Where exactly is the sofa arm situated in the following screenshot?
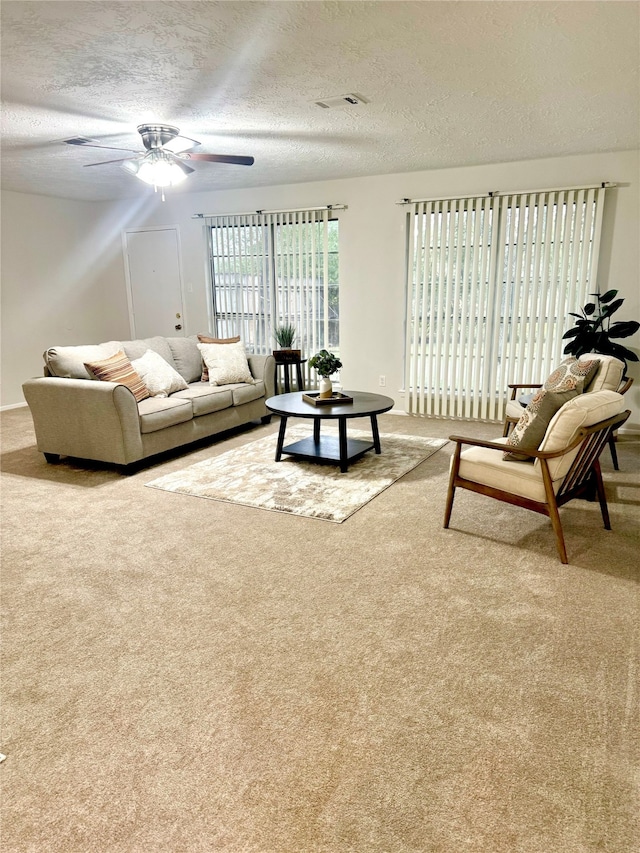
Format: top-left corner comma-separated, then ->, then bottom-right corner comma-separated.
247,354 -> 276,398
22,377 -> 145,465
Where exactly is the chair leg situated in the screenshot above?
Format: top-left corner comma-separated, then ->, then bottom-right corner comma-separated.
608,435 -> 619,470
443,482 -> 456,528
592,460 -> 612,530
443,447 -> 460,528
540,459 -> 568,564
547,499 -> 568,564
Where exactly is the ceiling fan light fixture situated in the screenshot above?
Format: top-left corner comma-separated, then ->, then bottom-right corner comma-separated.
134,149 -> 190,187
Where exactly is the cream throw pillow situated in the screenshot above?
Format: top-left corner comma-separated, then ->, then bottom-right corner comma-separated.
197,334 -> 241,382
197,341 -> 254,386
131,349 -> 189,397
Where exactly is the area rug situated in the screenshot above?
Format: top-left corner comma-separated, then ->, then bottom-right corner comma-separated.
146,426 -> 448,522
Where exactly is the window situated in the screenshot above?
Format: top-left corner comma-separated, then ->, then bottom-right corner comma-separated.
403,186 -> 607,420
205,210 -> 340,371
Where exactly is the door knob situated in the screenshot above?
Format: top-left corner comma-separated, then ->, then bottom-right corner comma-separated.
175,324 -> 182,330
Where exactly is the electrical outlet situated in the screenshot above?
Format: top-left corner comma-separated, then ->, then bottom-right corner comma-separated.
379,375 -> 386,387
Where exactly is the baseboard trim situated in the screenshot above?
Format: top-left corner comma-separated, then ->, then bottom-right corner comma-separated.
0,401 -> 28,412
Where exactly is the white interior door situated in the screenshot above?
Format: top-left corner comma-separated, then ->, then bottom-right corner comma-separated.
123,227 -> 185,338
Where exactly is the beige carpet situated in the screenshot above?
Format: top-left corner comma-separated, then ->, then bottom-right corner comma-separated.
1,407 -> 639,853
146,426 -> 447,522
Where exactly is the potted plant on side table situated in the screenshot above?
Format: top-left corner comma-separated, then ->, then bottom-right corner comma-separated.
308,349 -> 343,399
273,323 -> 301,364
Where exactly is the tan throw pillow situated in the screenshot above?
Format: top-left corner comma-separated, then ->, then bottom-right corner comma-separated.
197,341 -> 254,386
503,387 -> 579,461
197,334 -> 241,382
543,356 -> 600,393
84,350 -> 150,402
131,349 -> 189,397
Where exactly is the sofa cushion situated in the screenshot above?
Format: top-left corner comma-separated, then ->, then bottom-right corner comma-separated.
230,380 -> 265,406
84,350 -> 150,402
44,341 -> 122,380
167,337 -> 203,383
137,397 -> 193,434
170,383 -> 234,416
580,354 -> 624,392
197,334 -> 241,382
120,336 -> 177,369
198,340 -> 254,386
503,387 -> 579,461
131,349 -> 189,397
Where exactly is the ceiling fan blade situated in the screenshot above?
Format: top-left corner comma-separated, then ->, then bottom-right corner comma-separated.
163,135 -> 201,154
83,156 -> 140,167
64,137 -> 141,153
185,152 -> 254,166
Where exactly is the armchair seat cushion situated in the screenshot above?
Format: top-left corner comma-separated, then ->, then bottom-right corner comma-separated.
457,438 -> 561,504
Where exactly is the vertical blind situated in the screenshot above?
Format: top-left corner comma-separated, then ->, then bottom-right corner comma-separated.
204,209 -> 339,383
403,186 -> 607,420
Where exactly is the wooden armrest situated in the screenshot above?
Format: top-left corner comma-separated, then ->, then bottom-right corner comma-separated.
507,382 -> 542,400
448,435 -> 510,452
450,410 -> 630,461
507,383 -> 543,389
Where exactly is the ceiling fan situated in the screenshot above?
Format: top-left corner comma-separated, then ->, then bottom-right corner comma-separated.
64,124 -> 254,195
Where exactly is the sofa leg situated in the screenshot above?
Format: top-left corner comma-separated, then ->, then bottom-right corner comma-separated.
261,415 -> 272,425
44,452 -> 60,464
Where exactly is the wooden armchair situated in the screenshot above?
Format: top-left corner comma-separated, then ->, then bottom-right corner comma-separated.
445,391 -> 630,564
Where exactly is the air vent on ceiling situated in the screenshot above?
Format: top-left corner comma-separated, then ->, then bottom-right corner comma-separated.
313,93 -> 368,109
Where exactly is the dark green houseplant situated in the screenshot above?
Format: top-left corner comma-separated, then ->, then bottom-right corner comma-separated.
308,349 -> 342,377
562,289 -> 639,375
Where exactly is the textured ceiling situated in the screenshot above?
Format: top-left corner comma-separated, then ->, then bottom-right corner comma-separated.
1,1 -> 638,202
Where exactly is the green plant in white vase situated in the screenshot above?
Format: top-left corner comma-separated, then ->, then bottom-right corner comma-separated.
308,349 -> 342,398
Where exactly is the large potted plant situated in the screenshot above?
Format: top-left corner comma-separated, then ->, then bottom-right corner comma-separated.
562,289 -> 639,376
308,349 -> 342,398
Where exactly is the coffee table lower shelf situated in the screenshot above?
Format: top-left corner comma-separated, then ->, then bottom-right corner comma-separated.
281,435 -> 375,467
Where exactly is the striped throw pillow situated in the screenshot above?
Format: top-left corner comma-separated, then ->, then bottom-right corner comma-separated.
84,350 -> 150,402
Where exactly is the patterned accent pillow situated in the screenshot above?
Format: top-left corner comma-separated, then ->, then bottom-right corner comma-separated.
84,350 -> 150,402
197,334 -> 241,382
543,356 -> 600,393
503,387 -> 579,461
131,349 -> 189,398
197,341 -> 254,386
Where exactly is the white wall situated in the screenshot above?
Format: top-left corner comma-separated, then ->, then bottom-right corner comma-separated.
0,191 -> 131,405
2,149 -> 639,427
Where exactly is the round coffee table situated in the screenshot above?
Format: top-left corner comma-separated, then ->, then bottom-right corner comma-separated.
265,390 -> 395,473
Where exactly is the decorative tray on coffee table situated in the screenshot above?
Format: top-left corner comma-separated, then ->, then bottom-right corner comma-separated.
302,391 -> 353,406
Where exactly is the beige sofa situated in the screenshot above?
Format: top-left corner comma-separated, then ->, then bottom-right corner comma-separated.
22,335 -> 275,467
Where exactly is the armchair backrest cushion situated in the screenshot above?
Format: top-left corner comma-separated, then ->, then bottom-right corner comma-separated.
580,354 -> 624,392
537,390 -> 625,480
